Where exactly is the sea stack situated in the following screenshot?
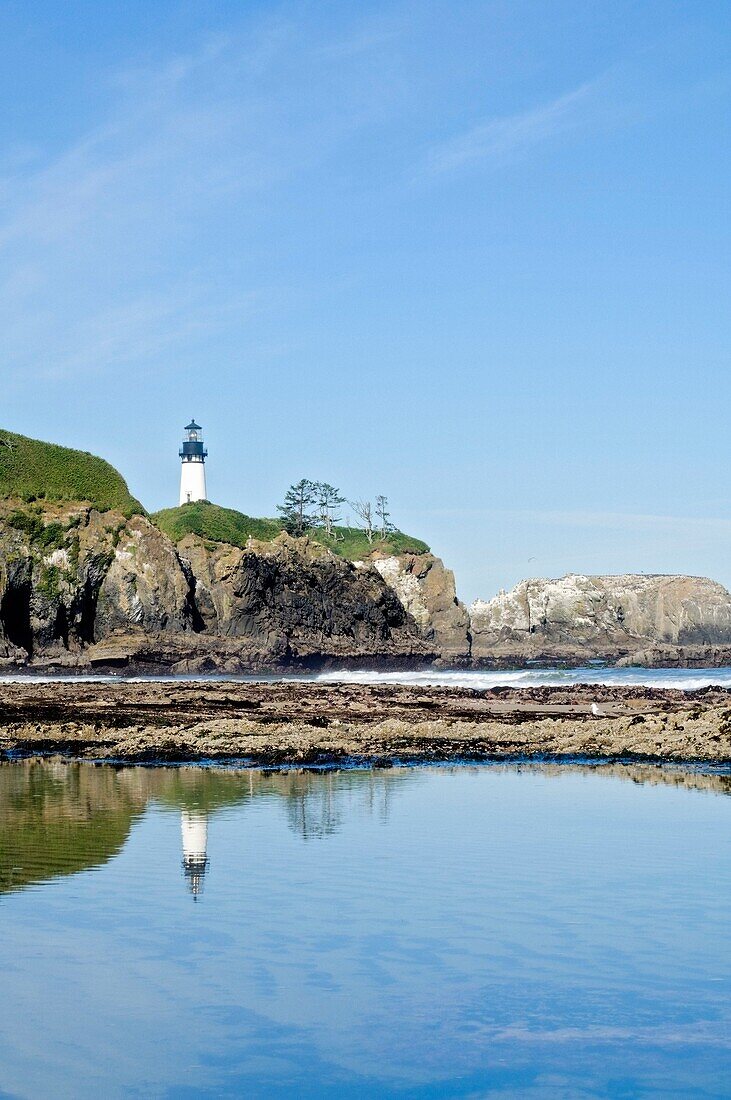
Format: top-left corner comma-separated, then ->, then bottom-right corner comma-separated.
179,419 -> 208,505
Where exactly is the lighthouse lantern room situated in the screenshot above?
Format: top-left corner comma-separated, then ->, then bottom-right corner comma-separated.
179,419 -> 208,505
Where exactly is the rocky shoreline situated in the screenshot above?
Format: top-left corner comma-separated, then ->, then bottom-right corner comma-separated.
1,680 -> 730,765
6,499 -> 731,674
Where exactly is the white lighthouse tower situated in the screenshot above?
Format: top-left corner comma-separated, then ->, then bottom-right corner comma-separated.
179,419 -> 208,505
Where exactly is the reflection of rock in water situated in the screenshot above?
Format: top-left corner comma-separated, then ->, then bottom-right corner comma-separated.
286,773 -> 340,839
148,766 -> 411,841
180,810 -> 209,900
1,758 -> 728,900
0,761 -> 145,895
0,762 -> 411,898
507,762 -> 731,796
281,770 -> 398,840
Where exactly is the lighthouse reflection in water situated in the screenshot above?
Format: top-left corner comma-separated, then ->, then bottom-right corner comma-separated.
180,810 -> 209,899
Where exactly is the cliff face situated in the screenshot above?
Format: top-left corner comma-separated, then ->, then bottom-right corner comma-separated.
0,504 -> 434,670
0,503 -> 196,664
175,532 -> 432,667
470,573 -> 731,664
368,553 -> 470,662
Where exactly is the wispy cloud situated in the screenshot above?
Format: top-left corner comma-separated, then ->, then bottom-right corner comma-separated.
34,288 -> 266,381
0,39 -> 275,380
0,15 -> 403,383
425,81 -> 595,174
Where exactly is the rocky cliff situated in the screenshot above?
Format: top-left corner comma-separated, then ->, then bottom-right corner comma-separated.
6,497 -> 731,671
174,532 -> 432,669
0,502 -> 197,665
0,502 -> 435,671
367,553 -> 470,662
470,573 -> 731,665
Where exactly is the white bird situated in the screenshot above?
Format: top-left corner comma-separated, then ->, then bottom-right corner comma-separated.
591,702 -> 606,718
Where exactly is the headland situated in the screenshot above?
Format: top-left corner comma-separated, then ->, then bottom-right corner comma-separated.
2,425 -> 731,767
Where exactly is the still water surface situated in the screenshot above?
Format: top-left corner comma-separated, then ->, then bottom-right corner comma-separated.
0,761 -> 730,1098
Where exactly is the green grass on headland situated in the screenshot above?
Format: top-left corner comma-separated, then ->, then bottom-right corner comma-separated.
0,429 -> 143,515
152,503 -> 282,547
151,501 -> 430,560
323,525 -> 430,560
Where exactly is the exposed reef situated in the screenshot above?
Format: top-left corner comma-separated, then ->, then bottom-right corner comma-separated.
1,681 -> 730,764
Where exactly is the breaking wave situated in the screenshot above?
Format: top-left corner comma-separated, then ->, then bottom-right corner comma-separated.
3,667 -> 731,690
310,667 -> 731,691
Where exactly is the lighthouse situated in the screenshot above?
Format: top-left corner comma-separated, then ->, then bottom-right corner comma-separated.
181,810 -> 209,899
179,419 -> 208,505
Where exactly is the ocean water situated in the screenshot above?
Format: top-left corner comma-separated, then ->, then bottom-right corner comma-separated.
0,760 -> 729,1098
4,665 -> 731,689
311,666 -> 731,691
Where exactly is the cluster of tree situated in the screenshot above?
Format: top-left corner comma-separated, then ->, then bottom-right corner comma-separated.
277,479 -> 394,543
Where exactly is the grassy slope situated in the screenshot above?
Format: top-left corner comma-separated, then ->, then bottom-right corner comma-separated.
152,501 -> 430,560
0,429 -> 143,514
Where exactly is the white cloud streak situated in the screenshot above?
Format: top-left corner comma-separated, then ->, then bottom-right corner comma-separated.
425,82 -> 596,174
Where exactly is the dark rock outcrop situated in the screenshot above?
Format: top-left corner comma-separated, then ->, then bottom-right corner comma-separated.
175,532 -> 432,666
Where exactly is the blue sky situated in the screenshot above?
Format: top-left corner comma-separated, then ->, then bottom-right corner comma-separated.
1,1 -> 730,602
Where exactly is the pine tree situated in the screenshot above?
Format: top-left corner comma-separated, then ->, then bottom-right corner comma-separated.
375,495 -> 393,539
315,482 -> 345,538
277,479 -> 318,536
